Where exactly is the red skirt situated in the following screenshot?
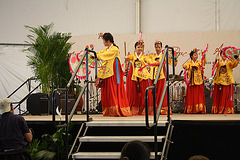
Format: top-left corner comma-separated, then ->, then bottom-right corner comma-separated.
211,84 -> 234,114
101,59 -> 132,117
154,79 -> 171,115
126,65 -> 153,115
184,84 -> 206,114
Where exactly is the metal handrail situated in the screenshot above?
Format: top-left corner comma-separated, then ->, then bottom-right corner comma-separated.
7,77 -> 37,98
145,45 -> 176,160
52,47 -> 97,126
145,46 -> 175,128
7,77 -> 40,114
51,47 -> 97,160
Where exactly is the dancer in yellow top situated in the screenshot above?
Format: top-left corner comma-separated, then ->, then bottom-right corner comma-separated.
95,32 -> 132,117
183,48 -> 206,114
125,40 -> 156,115
211,48 -> 240,114
148,41 -> 177,115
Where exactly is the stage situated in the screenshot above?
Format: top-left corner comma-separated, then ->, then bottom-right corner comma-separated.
24,113 -> 240,160
23,113 -> 240,123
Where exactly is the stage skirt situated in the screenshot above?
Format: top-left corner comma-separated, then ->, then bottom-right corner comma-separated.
126,65 -> 153,115
101,58 -> 132,117
211,84 -> 235,114
154,79 -> 172,115
184,84 -> 206,114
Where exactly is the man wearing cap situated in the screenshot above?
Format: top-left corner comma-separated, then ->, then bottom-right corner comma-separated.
0,98 -> 32,152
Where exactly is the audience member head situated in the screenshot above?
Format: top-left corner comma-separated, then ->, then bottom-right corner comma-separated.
120,140 -> 151,160
0,98 -> 13,114
189,155 -> 209,160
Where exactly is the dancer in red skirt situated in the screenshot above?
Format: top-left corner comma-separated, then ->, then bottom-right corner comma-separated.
211,49 -> 240,114
148,41 -> 178,115
125,40 -> 155,115
183,49 -> 206,114
96,33 -> 132,116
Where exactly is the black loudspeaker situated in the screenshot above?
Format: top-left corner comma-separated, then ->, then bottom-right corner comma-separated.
27,93 -> 50,115
60,98 -> 75,114
59,94 -> 75,114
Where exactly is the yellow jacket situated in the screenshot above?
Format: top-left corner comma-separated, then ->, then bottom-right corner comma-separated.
213,59 -> 240,85
127,53 -> 154,81
148,53 -> 177,80
97,45 -> 121,79
183,57 -> 206,85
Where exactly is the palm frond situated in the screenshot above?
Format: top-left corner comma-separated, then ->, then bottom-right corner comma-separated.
24,23 -> 72,93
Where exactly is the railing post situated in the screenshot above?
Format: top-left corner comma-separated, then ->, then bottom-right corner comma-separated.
86,49 -> 90,122
28,78 -> 31,92
152,87 -> 158,160
52,91 -> 56,123
19,104 -> 21,115
165,46 -> 171,122
65,90 -> 68,160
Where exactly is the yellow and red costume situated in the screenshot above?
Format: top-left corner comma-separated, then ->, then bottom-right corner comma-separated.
148,53 -> 176,115
211,59 -> 240,114
97,45 -> 132,116
183,58 -> 206,114
126,53 -> 154,115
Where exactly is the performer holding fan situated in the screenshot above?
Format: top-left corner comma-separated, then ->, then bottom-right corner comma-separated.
182,48 -> 206,114
93,32 -> 132,117
211,47 -> 240,114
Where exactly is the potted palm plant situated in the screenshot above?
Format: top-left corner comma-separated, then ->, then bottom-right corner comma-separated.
25,23 -> 74,114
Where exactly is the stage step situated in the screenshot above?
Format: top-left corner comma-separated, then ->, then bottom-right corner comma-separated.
72,152 -> 161,159
86,120 -> 167,127
79,136 -> 165,142
71,120 -> 169,160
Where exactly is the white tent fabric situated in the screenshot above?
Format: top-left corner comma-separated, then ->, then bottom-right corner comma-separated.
0,45 -> 40,113
220,0 -> 240,31
141,0 -> 216,33
1,0 -> 240,43
0,0 -> 136,43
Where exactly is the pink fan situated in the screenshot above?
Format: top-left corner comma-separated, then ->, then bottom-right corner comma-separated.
69,52 -> 91,79
222,46 -> 239,61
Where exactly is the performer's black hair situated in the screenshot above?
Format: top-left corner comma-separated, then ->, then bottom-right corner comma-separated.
103,32 -> 118,48
134,41 -> 144,49
154,41 -> 162,48
190,51 -> 194,60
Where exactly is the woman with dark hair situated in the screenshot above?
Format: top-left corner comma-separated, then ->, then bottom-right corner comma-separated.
148,41 -> 177,115
96,32 -> 132,116
211,48 -> 240,114
119,140 -> 151,160
125,40 -> 155,115
182,49 -> 206,114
